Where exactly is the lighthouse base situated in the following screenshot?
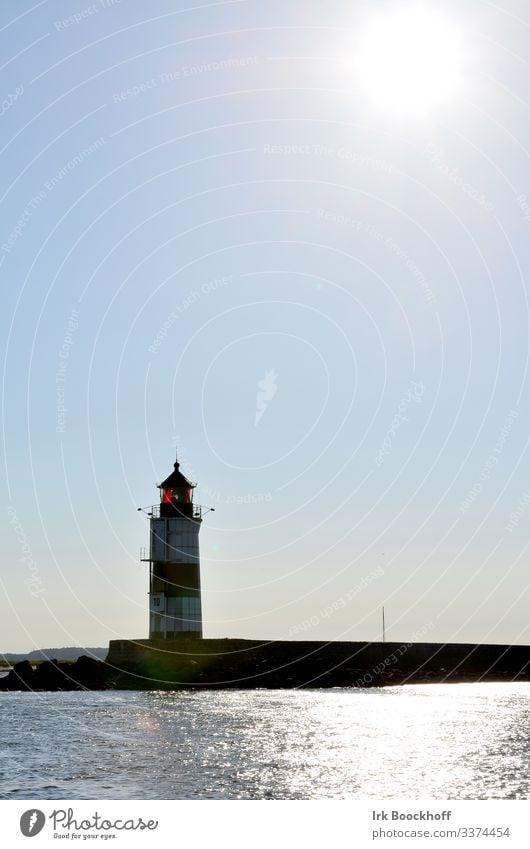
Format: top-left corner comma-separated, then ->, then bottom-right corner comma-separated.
105,638 -> 530,689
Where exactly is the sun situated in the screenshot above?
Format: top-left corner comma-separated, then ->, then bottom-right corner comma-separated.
355,8 -> 462,115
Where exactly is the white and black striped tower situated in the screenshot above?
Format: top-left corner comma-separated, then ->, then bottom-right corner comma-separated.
143,454 -> 203,638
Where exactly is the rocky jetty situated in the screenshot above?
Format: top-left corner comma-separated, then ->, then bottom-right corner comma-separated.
1,640 -> 528,691
0,655 -> 110,691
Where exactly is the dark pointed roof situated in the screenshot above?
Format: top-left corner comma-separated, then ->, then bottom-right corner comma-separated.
158,458 -> 195,490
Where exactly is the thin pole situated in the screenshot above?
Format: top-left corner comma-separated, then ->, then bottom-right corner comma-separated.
382,605 -> 386,643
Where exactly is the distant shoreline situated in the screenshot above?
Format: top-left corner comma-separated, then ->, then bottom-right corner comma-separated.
0,647 -> 106,664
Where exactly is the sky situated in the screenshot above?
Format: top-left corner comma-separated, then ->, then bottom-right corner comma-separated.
1,0 -> 529,651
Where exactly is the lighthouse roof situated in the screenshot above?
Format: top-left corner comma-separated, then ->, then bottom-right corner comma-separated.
158,459 -> 195,490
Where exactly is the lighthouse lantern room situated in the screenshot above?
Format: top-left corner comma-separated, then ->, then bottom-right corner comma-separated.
141,454 -> 204,638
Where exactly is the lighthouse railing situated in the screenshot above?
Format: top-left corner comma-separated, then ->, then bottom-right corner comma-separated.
146,503 -> 203,520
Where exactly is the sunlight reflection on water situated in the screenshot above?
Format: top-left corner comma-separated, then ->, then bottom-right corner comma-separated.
1,684 -> 528,799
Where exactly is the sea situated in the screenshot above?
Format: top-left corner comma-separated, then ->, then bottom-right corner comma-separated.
0,684 -> 528,800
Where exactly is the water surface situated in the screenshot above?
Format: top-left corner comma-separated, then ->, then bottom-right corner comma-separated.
1,684 -> 528,799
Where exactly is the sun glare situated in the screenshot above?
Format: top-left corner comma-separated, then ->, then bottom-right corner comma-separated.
355,8 -> 462,115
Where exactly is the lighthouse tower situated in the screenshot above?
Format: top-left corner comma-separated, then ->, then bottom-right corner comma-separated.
142,454 -> 203,639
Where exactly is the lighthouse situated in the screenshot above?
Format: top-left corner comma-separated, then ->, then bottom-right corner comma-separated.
141,454 -> 204,639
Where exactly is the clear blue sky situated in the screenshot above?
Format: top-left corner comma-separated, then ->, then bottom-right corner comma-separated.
1,0 -> 529,651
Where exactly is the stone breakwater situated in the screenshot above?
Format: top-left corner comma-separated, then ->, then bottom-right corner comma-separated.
1,640 -> 529,691
0,655 -> 109,691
